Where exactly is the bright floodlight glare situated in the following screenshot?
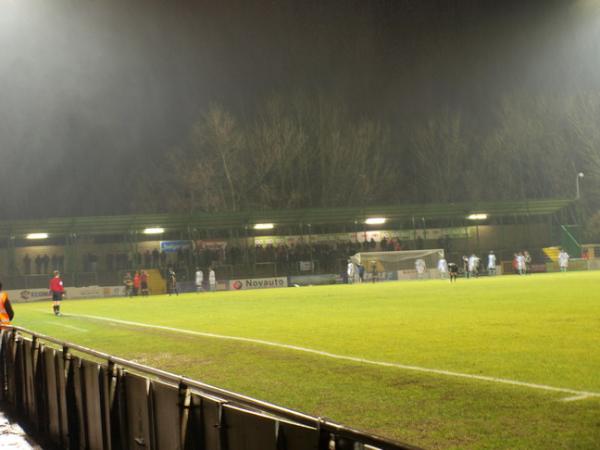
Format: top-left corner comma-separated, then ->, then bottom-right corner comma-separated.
578,172 -> 584,178
365,217 -> 386,225
26,233 -> 48,240
467,213 -> 488,220
143,227 -> 165,235
253,223 -> 274,230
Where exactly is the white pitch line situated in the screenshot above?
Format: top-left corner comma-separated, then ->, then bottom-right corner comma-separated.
45,321 -> 88,332
66,313 -> 599,402
561,394 -> 591,402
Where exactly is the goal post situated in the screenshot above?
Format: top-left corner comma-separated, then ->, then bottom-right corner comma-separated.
350,249 -> 445,281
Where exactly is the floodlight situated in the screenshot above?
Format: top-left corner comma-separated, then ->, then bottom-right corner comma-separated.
143,227 -> 165,235
365,217 -> 386,225
26,233 -> 48,240
253,223 -> 274,230
467,213 -> 488,220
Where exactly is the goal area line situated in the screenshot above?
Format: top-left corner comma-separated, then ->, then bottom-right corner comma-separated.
59,312 -> 600,403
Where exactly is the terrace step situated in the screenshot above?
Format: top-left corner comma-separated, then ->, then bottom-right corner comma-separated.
145,268 -> 166,295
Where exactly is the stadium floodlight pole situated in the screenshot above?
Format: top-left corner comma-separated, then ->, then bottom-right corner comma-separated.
576,172 -> 584,200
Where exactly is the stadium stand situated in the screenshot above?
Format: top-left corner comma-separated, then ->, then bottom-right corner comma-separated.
0,198 -> 581,289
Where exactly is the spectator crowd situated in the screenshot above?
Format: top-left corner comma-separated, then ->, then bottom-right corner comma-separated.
17,238 -> 407,279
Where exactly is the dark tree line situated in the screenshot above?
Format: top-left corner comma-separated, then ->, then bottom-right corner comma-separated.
131,92 -> 600,215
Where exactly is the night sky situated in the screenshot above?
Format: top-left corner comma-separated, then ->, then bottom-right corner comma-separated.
1,0 -> 598,219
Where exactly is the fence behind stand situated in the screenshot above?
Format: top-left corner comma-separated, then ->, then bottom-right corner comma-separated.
0,327 -> 420,450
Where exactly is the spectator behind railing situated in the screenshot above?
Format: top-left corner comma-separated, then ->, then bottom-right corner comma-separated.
16,237 -> 410,282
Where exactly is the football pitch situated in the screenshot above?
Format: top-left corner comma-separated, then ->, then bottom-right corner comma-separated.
14,271 -> 600,449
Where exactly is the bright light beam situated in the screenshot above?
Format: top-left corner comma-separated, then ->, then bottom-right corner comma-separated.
365,217 -> 386,225
467,213 -> 488,221
253,223 -> 274,230
26,233 -> 48,240
143,227 -> 165,235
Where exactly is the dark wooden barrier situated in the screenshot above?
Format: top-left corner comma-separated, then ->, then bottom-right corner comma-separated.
0,327 -> 421,450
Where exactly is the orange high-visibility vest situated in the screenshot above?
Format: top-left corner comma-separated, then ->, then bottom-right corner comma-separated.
0,292 -> 11,327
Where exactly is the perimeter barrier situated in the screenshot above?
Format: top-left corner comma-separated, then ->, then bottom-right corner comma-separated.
0,326 -> 420,450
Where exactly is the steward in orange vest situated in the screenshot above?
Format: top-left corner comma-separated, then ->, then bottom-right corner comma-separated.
0,282 -> 15,328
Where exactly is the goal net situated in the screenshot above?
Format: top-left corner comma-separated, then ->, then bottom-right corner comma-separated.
350,249 -> 445,281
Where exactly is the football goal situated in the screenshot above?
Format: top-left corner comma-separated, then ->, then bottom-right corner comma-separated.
350,249 -> 445,281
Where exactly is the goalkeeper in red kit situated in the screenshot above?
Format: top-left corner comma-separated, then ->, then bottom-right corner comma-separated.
50,270 -> 65,316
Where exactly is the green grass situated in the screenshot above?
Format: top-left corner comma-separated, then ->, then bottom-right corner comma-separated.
12,271 -> 600,449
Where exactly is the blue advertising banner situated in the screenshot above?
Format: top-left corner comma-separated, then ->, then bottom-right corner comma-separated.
160,240 -> 192,253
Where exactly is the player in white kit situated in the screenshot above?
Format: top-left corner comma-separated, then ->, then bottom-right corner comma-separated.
487,251 -> 496,276
437,257 -> 448,279
195,268 -> 204,292
347,260 -> 355,284
209,268 -> 216,291
558,249 -> 570,272
516,252 -> 526,275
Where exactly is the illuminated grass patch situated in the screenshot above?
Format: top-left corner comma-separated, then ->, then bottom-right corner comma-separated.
15,271 -> 600,449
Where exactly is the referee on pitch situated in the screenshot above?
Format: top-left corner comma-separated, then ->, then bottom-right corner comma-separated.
50,270 -> 65,316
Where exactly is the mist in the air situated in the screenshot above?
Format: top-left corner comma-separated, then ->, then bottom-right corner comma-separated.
1,0 -> 599,219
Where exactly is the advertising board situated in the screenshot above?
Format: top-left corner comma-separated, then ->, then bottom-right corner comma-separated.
8,286 -> 126,303
229,277 -> 288,290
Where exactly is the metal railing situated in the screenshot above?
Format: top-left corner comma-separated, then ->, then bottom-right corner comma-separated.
560,224 -> 582,258
0,326 -> 421,450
